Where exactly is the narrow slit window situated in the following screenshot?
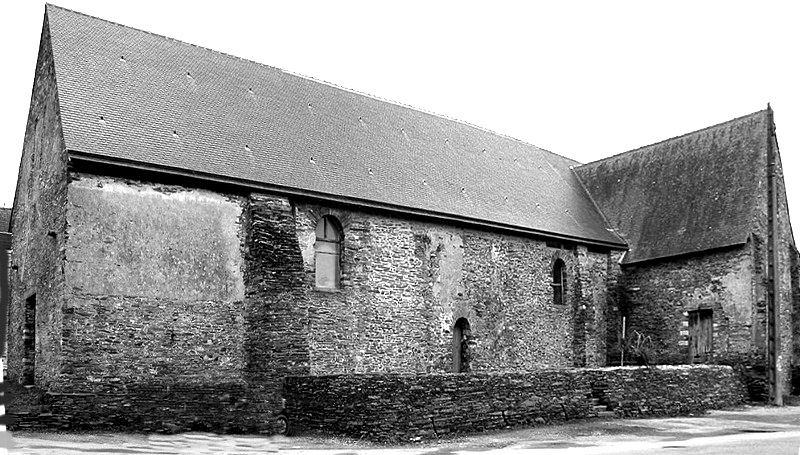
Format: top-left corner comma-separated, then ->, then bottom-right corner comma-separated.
552,259 -> 566,306
315,216 -> 342,289
453,318 -> 471,373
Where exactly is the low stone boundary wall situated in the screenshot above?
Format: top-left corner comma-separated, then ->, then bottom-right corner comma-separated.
6,365 -> 747,437
6,381 -> 277,434
284,365 -> 747,442
584,366 -> 746,417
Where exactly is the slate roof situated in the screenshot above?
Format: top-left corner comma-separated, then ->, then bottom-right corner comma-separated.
43,5 -> 624,247
575,110 -> 769,264
0,208 -> 11,233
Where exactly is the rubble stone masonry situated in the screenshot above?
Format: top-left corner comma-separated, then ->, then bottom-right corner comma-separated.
613,133 -> 799,399
8,177 -> 620,432
292,201 -> 616,374
618,246 -> 756,366
6,8 -> 794,436
285,365 -> 747,442
7,154 -> 784,432
62,176 -> 247,387
7,17 -> 70,389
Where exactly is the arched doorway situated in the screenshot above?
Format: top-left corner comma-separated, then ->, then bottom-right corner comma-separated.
452,318 -> 471,373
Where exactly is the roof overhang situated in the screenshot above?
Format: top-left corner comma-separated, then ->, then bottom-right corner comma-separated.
620,240 -> 748,267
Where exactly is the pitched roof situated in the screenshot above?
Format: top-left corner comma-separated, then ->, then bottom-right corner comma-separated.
575,110 -> 769,264
0,207 -> 11,233
43,5 -> 624,247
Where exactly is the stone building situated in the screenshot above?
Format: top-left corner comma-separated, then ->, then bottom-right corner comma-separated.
5,5 -> 797,431
576,112 -> 797,402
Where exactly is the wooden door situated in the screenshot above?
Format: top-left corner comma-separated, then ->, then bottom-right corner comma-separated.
689,309 -> 713,361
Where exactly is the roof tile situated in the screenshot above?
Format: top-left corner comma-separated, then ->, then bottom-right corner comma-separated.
44,5 -> 623,246
575,111 -> 768,263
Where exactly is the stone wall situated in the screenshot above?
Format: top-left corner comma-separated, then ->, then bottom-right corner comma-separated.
7,16 -> 70,388
616,246 -> 756,365
6,173 -> 272,431
0,232 -> 10,354
6,380 -> 257,433
60,175 -> 247,388
613,134 -> 799,399
774,149 -> 798,397
577,247 -> 618,367
243,194 -> 313,429
7,176 -> 620,433
284,365 -> 747,442
603,251 -> 625,365
293,202 -> 617,374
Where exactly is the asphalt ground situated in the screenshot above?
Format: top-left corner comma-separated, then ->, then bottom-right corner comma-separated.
5,405 -> 800,454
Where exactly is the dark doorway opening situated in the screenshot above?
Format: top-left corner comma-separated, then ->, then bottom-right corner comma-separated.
453,317 -> 471,373
23,294 -> 36,385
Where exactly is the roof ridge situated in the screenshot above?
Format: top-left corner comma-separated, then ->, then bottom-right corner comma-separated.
576,108 -> 769,168
45,3 -> 574,163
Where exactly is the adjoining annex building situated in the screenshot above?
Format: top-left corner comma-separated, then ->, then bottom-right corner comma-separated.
5,5 -> 798,435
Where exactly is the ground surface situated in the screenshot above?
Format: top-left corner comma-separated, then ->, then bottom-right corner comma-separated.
6,405 -> 800,454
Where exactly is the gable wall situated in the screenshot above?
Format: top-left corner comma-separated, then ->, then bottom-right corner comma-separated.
737,129 -> 796,398
7,19 -> 70,388
774,147 -> 797,396
0,232 -> 10,355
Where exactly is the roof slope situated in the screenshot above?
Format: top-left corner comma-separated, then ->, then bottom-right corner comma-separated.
43,5 -> 623,247
575,110 -> 769,264
0,207 -> 10,233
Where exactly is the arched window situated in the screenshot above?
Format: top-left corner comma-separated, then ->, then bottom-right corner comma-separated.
552,259 -> 566,306
315,215 -> 342,289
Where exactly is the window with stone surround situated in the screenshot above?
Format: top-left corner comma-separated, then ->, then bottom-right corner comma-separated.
552,259 -> 566,306
315,215 -> 342,289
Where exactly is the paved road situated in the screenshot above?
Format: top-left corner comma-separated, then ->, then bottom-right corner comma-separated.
6,405 -> 800,454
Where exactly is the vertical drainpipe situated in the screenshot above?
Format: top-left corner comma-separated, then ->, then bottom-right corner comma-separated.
766,104 -> 782,405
